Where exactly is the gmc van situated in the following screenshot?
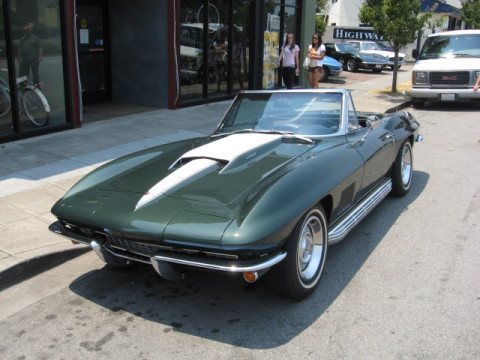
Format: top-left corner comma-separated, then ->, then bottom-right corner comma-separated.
411,30 -> 480,108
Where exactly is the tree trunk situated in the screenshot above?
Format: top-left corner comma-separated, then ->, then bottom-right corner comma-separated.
392,47 -> 399,93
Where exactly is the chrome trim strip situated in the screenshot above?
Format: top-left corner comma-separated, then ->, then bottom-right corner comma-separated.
328,179 -> 392,245
50,221 -> 287,273
151,252 -> 287,273
49,221 -> 92,245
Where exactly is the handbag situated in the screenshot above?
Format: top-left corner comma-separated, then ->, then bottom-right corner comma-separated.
303,56 -> 311,69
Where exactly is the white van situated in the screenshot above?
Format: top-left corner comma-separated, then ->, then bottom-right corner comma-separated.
410,30 -> 480,108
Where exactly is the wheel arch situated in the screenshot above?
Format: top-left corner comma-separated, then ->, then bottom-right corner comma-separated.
318,195 -> 333,225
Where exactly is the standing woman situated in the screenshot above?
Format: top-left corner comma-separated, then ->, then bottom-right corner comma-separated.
278,33 -> 300,89
307,33 -> 326,88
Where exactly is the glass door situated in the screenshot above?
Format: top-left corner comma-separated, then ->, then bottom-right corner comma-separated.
76,0 -> 110,103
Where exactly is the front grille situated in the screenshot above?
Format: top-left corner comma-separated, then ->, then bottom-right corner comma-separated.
106,235 -> 163,256
431,72 -> 469,85
104,235 -> 239,260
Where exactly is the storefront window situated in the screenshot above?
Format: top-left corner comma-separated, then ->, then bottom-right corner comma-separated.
0,0 -> 14,137
207,0 -> 228,96
179,0 -> 204,101
232,0 -> 249,91
9,0 -> 67,132
179,0 -> 251,104
263,0 -> 300,89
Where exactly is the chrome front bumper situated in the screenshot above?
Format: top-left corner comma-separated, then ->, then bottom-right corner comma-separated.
49,221 -> 287,275
410,87 -> 480,100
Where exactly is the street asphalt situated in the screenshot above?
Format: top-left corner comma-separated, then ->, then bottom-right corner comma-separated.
0,65 -> 413,288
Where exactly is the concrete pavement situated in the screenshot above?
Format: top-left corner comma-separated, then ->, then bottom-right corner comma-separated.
0,65 -> 413,288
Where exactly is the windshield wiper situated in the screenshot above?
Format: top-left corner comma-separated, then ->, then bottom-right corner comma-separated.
211,129 -> 314,144
452,53 -> 479,58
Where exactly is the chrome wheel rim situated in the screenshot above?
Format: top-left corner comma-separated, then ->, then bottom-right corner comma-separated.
297,212 -> 325,282
401,144 -> 412,186
347,60 -> 355,71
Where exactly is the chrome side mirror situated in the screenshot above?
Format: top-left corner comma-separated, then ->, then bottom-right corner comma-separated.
366,115 -> 381,130
359,115 -> 381,144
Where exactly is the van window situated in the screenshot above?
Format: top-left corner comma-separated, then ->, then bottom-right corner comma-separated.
419,34 -> 480,60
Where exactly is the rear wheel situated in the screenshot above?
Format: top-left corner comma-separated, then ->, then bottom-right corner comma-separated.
412,99 -> 425,108
391,140 -> 413,196
346,59 -> 358,72
320,66 -> 330,82
22,89 -> 49,126
268,205 -> 328,300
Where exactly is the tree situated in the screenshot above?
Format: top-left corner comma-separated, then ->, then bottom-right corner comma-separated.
359,0 -> 431,92
315,0 -> 328,35
462,0 -> 480,29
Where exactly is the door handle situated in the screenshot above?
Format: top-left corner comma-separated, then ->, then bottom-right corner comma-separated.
383,133 -> 395,140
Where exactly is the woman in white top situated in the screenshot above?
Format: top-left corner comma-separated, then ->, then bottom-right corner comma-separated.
278,33 -> 300,89
307,33 -> 326,88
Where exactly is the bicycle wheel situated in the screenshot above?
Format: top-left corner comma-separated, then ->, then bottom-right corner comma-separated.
0,87 -> 11,118
22,89 -> 49,126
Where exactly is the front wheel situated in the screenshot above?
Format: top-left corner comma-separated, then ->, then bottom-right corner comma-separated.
268,205 -> 328,300
22,89 -> 49,126
346,59 -> 358,72
391,140 -> 413,196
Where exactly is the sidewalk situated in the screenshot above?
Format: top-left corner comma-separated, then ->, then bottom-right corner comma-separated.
0,65 -> 413,288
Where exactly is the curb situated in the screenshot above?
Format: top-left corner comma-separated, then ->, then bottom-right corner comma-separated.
385,100 -> 412,114
0,246 -> 91,290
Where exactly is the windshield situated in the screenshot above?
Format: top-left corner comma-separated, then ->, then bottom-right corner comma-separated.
362,42 -> 382,51
217,92 -> 343,136
376,42 -> 392,51
419,34 -> 480,59
337,44 -> 359,53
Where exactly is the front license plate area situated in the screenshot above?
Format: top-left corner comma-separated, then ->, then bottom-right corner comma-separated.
440,93 -> 456,101
375,64 -> 382,69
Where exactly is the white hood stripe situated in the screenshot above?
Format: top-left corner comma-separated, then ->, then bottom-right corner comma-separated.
135,134 -> 283,210
135,158 -> 217,210
176,133 -> 283,164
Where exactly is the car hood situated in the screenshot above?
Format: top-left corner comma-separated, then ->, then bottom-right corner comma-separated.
363,49 -> 405,58
54,132 -> 316,214
324,55 -> 342,68
52,133 -> 341,244
358,52 -> 387,62
413,58 -> 479,71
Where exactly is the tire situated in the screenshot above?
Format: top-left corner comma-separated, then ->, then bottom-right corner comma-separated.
320,66 -> 330,82
391,140 -> 413,197
412,99 -> 425,108
95,246 -> 130,268
372,68 -> 382,73
22,89 -> 49,126
268,205 -> 328,300
0,87 -> 11,118
346,59 -> 358,72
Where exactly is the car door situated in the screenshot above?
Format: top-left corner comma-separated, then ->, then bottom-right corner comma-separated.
345,95 -> 396,199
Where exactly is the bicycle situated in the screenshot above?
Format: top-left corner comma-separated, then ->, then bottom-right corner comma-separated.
0,69 -> 51,127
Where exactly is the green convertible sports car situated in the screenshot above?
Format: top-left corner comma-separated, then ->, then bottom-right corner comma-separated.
50,89 -> 422,300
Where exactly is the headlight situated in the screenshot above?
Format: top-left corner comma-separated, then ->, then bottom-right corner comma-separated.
414,71 -> 427,85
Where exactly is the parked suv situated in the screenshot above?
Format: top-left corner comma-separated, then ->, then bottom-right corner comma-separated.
347,40 -> 405,70
411,30 -> 480,108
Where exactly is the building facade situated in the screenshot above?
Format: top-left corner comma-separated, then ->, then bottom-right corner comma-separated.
321,0 -> 468,60
0,0 -> 316,143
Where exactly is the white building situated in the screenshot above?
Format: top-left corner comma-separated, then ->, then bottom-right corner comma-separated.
320,0 -> 468,60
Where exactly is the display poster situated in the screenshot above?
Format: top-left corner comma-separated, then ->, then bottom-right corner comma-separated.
263,13 -> 280,89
